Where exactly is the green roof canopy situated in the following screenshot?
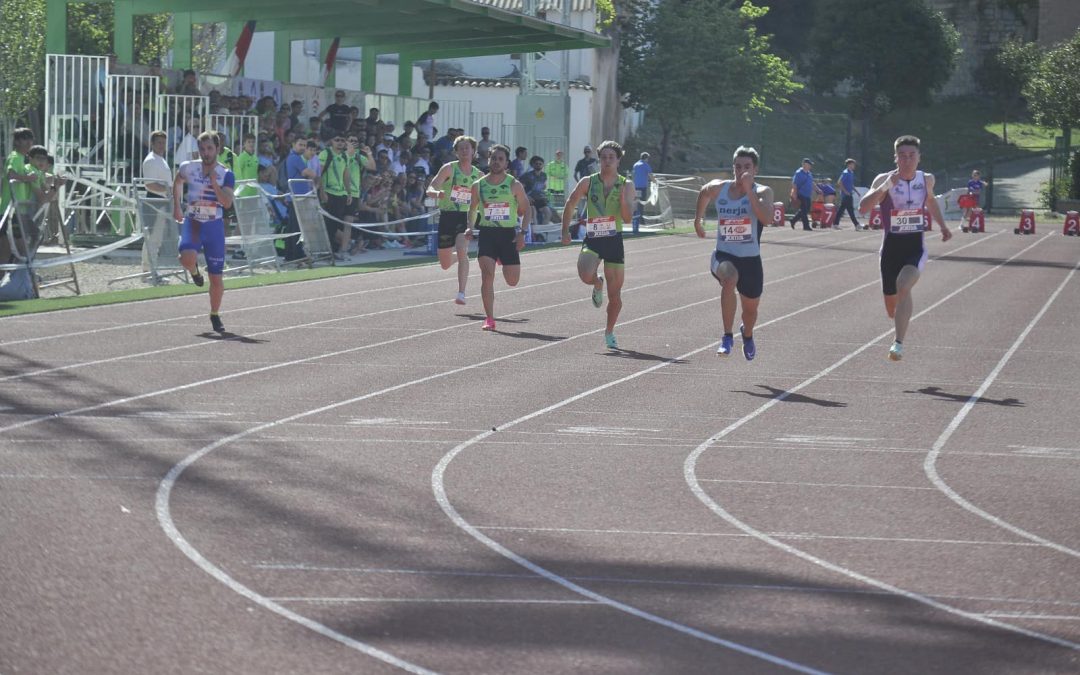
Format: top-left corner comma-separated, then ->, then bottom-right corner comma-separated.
46,0 -> 608,93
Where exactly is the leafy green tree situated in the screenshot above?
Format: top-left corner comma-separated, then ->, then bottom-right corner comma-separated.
1025,29 -> 1080,150
806,0 -> 959,116
619,0 -> 799,170
67,4 -> 171,65
974,38 -> 1040,145
0,0 -> 46,123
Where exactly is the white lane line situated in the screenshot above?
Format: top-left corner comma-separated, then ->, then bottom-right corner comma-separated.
475,525 -> 1037,548
0,235 -> 721,346
1,234 -> 836,383
685,233 -> 1080,651
699,479 -> 936,491
980,613 -> 1080,621
6,243 -> 880,434
270,597 -> 601,605
0,473 -> 157,481
156,255 -> 876,675
924,260 -> 1080,559
254,563 -> 1080,608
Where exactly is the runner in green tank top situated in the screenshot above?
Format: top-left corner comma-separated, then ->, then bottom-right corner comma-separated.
467,144 -> 530,331
561,140 -> 634,349
427,136 -> 482,304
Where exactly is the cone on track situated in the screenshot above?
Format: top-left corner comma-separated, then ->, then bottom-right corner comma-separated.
1064,211 -> 1080,237
1015,209 -> 1036,235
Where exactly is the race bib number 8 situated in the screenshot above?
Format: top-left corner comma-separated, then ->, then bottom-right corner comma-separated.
189,200 -> 219,221
450,185 -> 472,205
585,216 -> 617,237
890,209 -> 925,233
484,201 -> 511,222
718,217 -> 752,243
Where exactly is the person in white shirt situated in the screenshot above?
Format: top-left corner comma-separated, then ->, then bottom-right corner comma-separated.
141,130 -> 173,272
174,117 -> 200,167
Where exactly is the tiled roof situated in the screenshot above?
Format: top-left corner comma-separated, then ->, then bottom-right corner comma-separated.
468,0 -> 594,13
428,75 -> 594,91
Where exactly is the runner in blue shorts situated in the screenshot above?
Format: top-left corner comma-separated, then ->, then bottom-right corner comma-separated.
859,135 -> 952,361
561,140 -> 635,350
694,146 -> 774,361
172,131 -> 236,333
466,144 -> 529,331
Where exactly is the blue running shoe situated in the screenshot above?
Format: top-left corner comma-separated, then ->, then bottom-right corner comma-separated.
717,334 -> 734,356
604,332 -> 618,350
740,324 -> 756,361
888,341 -> 903,361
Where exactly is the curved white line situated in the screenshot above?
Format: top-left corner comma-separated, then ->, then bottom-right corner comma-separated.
684,233 -> 1080,650
924,260 -> 1080,558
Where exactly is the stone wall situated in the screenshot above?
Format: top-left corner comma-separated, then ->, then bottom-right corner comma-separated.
1037,0 -> 1080,46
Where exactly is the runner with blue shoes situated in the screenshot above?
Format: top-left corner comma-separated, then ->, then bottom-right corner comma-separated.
694,146 -> 773,361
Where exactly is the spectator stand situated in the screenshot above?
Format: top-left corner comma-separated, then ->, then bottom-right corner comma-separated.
208,114 -> 259,156
103,73 -> 159,190
288,179 -> 335,266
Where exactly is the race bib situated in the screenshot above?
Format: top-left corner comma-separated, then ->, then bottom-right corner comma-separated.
585,216 -> 617,238
890,208 -> 925,233
450,185 -> 472,205
718,217 -> 752,243
484,201 -> 511,222
188,200 -> 220,222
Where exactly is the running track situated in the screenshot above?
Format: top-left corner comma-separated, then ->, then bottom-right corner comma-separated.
2,226 -> 1078,674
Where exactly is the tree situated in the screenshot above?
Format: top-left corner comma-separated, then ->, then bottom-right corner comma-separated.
619,0 -> 799,170
806,0 -> 959,116
1025,29 -> 1080,150
0,0 -> 46,124
68,4 -> 172,65
974,39 -> 1040,145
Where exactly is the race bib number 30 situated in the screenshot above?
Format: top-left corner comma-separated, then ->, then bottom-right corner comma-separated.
484,202 -> 511,222
718,217 -> 752,243
585,216 -> 617,238
189,200 -> 219,221
450,185 -> 472,205
890,209 -> 925,233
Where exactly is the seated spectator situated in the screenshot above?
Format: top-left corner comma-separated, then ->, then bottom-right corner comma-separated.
257,165 -> 289,225
175,69 -> 200,96
475,146 -> 490,173
414,148 -> 432,177
309,117 -> 324,139
432,129 -> 457,164
374,149 -> 392,174
392,150 -> 411,176
519,155 -> 552,226
404,172 -> 425,217
395,120 -> 415,145
257,140 -> 277,168
510,146 -> 528,179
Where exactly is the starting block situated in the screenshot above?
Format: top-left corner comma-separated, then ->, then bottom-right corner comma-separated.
962,207 -> 985,233
869,205 -> 883,230
1064,210 -> 1080,236
1014,209 -> 1036,235
772,201 -> 785,226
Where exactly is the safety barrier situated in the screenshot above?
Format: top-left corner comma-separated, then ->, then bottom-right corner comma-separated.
231,186 -> 282,274
289,179 -> 335,265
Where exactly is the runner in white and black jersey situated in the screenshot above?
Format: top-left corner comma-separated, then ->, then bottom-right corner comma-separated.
859,135 -> 952,361
694,146 -> 774,361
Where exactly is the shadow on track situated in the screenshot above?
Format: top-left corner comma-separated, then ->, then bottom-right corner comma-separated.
603,349 -> 688,364
732,384 -> 847,408
904,385 -> 1024,407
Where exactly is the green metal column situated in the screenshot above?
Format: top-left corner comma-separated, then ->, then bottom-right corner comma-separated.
398,52 -> 414,97
45,0 -> 67,54
320,39 -> 336,88
361,47 -> 378,93
173,12 -> 192,70
274,33 -> 292,83
114,0 -> 134,63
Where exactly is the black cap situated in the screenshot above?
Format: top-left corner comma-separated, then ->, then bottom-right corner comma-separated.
802,157 -> 813,165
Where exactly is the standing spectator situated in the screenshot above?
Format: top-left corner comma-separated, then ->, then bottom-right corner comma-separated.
631,151 -> 654,232
395,120 -> 416,146
432,128 -> 458,166
546,149 -> 568,203
1,128 -> 36,269
365,107 -> 381,127
574,145 -> 598,182
789,158 -> 819,231
416,101 -> 439,141
288,100 -> 304,129
277,137 -> 314,261
510,146 -> 528,179
964,169 -> 987,224
175,69 -> 201,96
519,155 -> 552,227
141,130 -> 173,272
233,133 -> 260,196
320,91 -> 354,138
175,117 -> 201,167
319,134 -> 352,258
835,158 -> 863,230
476,126 -> 494,158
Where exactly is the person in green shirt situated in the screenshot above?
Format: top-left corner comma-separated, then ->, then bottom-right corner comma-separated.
427,135 -> 482,305
318,134 -> 352,259
546,149 -> 568,205
343,134 -> 374,254
467,144 -> 530,331
233,133 -> 260,197
561,140 -> 635,350
1,128 -> 37,266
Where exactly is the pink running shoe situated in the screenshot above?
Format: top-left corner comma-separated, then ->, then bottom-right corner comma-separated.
482,317 -> 496,331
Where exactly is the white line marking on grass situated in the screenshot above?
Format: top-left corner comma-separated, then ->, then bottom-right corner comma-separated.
685,234 -> 1080,650
924,261 -> 1080,559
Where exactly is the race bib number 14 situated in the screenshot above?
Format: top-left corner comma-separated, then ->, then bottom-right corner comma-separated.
718,217 -> 752,243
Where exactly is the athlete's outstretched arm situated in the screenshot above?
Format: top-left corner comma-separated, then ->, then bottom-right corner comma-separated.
693,180 -> 724,238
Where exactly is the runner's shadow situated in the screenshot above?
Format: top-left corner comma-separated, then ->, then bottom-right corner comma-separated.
733,385 -> 847,408
457,313 -> 528,324
904,386 -> 1024,407
500,330 -> 566,342
604,349 -> 688,364
197,331 -> 270,344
